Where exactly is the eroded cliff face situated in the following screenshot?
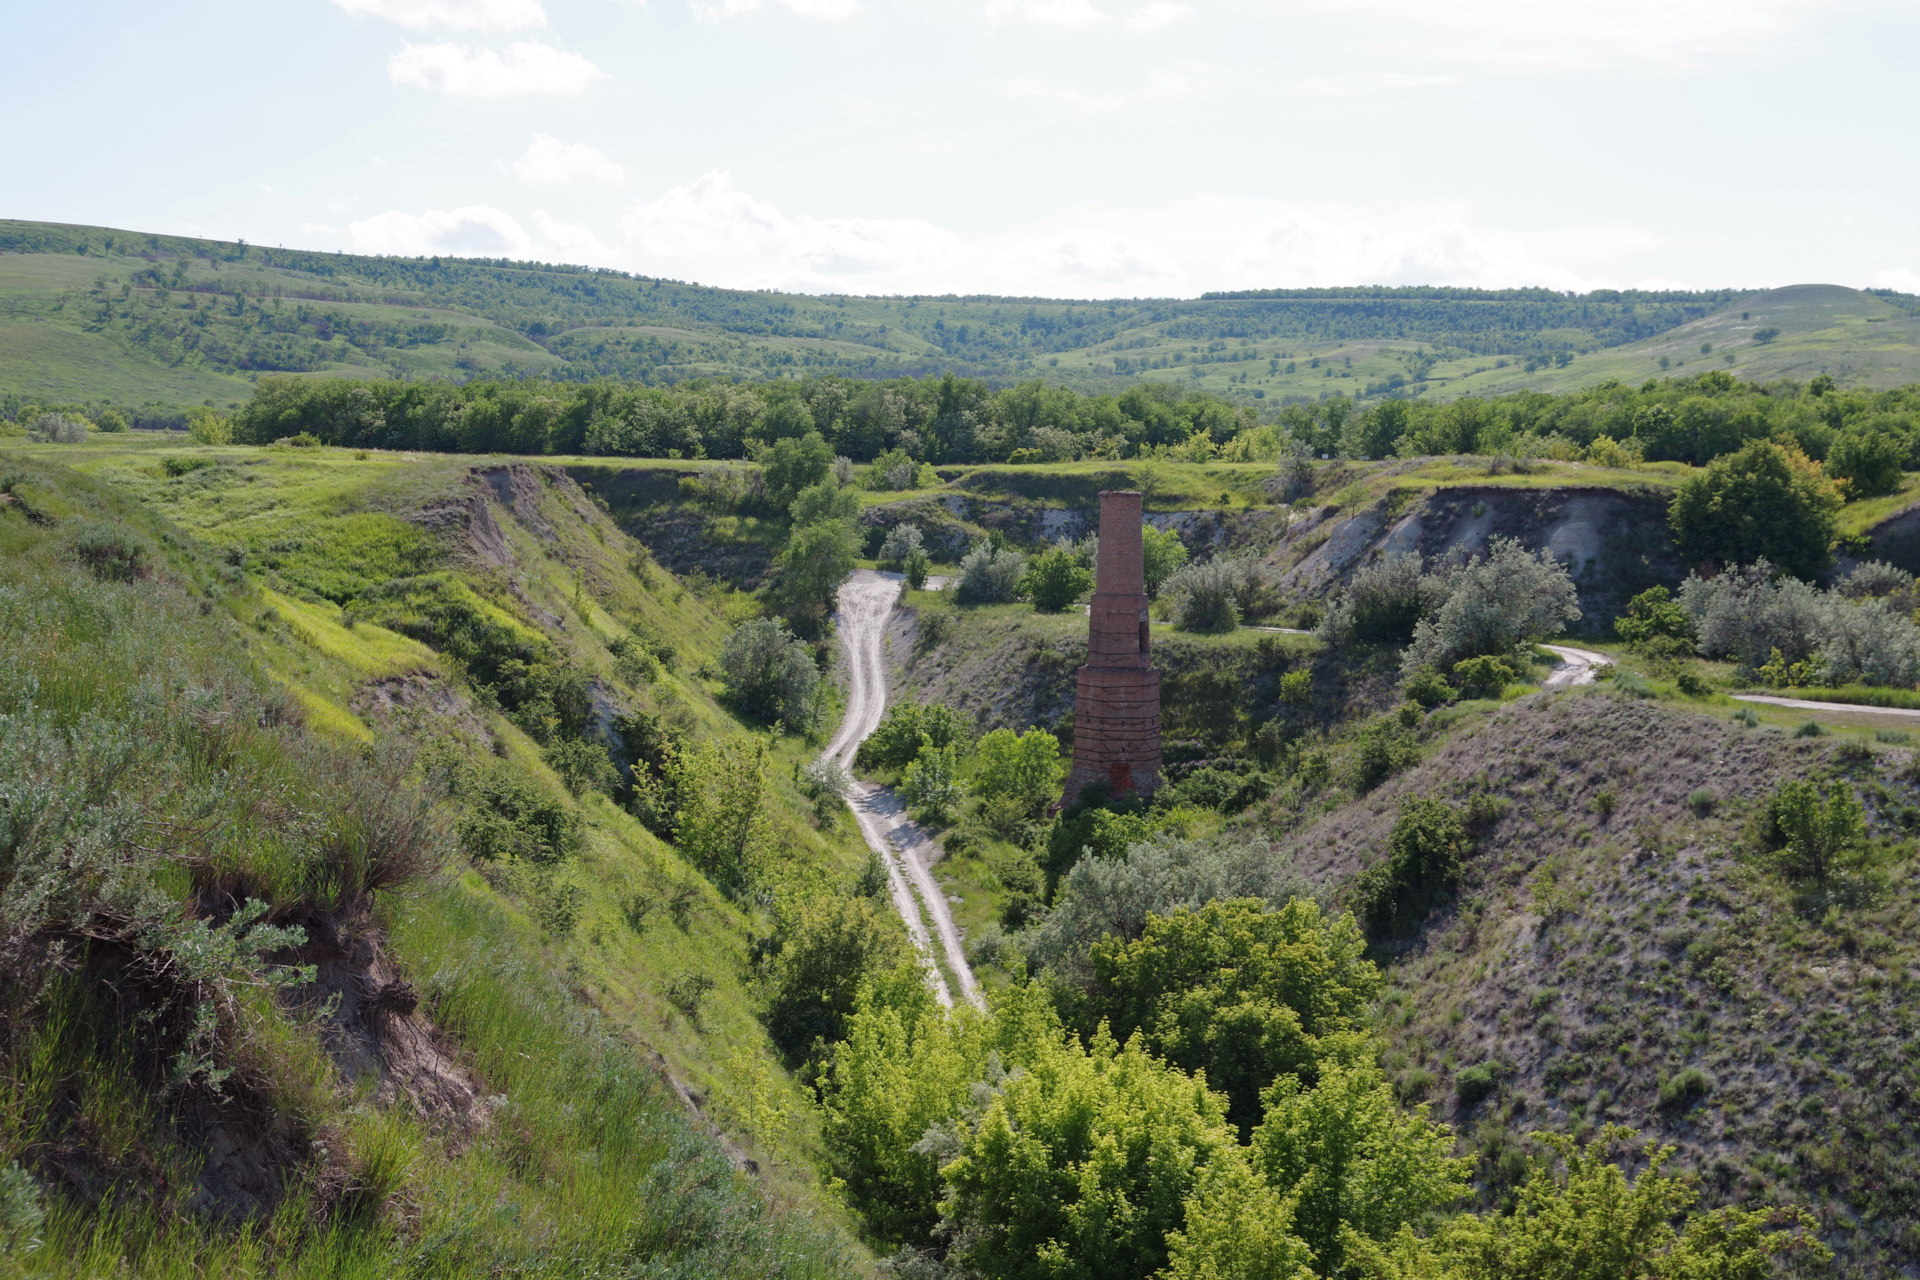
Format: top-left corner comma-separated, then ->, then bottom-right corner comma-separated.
1267,484 -> 1684,628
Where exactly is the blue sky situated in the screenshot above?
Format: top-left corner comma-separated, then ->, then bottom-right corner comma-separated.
10,0 -> 1919,297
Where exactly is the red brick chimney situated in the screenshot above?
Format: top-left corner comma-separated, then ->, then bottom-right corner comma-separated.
1063,491 -> 1161,804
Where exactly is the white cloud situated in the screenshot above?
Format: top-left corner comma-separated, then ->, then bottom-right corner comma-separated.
332,0 -> 546,32
1001,232 -> 1182,283
1283,0 -> 1851,73
999,60 -> 1225,113
621,171 -> 959,289
388,41 -> 608,97
1870,268 -> 1920,293
987,0 -> 1193,29
692,0 -> 862,22
1292,71 -> 1459,97
512,134 -> 628,185
529,211 -> 612,261
319,204 -> 611,262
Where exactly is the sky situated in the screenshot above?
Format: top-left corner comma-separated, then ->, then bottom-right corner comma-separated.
9,0 -> 1920,299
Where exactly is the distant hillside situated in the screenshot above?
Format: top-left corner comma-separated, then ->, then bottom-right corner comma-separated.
0,218 -> 1780,415
1430,284 -> 1920,398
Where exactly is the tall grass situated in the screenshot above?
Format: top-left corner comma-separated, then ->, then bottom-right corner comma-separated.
0,456 -> 853,1279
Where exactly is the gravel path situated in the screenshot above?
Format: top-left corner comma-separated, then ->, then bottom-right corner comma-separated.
1542,644 -> 1612,688
824,570 -> 982,1010
1730,692 -> 1920,719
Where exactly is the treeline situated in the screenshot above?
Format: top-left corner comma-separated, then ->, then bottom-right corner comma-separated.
231,372 -> 1263,463
1287,369 -> 1920,472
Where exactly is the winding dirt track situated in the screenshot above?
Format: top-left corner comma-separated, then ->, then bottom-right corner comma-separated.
1542,643 -> 1612,688
823,571 -> 982,1010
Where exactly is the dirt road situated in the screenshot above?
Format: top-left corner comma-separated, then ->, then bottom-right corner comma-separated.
823,571 -> 982,1010
1542,644 -> 1612,688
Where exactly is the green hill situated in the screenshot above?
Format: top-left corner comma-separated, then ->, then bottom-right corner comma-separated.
0,217 -> 1854,420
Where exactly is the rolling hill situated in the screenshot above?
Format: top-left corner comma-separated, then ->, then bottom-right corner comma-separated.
3,219 -> 1917,424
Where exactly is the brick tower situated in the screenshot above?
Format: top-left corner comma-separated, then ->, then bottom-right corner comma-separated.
1064,491 -> 1161,804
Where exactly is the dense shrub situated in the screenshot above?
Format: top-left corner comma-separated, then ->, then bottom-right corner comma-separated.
1026,835 -> 1308,985
1400,538 -> 1580,678
1668,439 -> 1842,580
1020,546 -> 1095,612
878,521 -> 924,566
719,617 -> 821,729
1074,897 -> 1379,1129
1452,654 -> 1517,699
1353,797 -> 1470,938
1682,560 -> 1920,686
855,700 -> 970,771
970,726 -> 1066,823
1827,427 -> 1906,498
1141,524 -> 1189,598
1164,556 -> 1263,631
1760,779 -> 1864,883
759,893 -> 910,1061
1323,552 -> 1442,643
1613,584 -> 1693,647
956,541 -> 1027,603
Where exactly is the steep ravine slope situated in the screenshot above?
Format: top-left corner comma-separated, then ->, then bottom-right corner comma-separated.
1269,691 -> 1920,1276
19,435 -> 874,1270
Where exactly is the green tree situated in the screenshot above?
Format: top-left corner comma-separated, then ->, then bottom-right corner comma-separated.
1143,525 -> 1190,598
1350,1128 -> 1827,1280
818,981 -> 1062,1245
1400,539 -> 1580,678
1352,797 -> 1469,939
1162,1157 -> 1318,1280
1077,897 -> 1379,1131
1761,778 -> 1863,883
1251,1060 -> 1470,1274
789,480 -> 859,526
1668,439 -> 1841,580
1022,547 -> 1095,613
971,727 -> 1066,820
1826,428 -> 1905,499
760,893 -> 910,1060
904,546 -> 931,589
1613,585 -> 1693,647
666,735 -> 772,893
902,740 -> 965,823
856,701 -> 970,771
761,430 -> 834,509
939,1027 -> 1240,1280
773,517 -> 860,636
719,618 -> 820,728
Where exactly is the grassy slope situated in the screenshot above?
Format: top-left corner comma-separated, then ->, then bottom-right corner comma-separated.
1433,285 -> 1920,399
1259,683 -> 1920,1275
4,218 -> 1913,413
15,433 -> 878,1251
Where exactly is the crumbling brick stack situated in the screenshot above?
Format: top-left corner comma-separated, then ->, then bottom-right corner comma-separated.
1063,490 -> 1161,803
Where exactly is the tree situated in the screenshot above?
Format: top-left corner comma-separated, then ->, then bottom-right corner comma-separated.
1352,797 -> 1470,939
773,517 -> 860,636
719,618 -> 819,729
939,1027 -> 1240,1280
1668,439 -> 1841,581
1355,1128 -> 1827,1280
761,430 -> 834,509
1021,547 -> 1095,612
1077,897 -> 1380,1131
1400,538 -> 1580,677
879,522 -> 924,566
1162,1157 -> 1318,1280
904,546 -> 931,590
1165,558 -> 1244,631
856,701 -> 970,771
789,480 -> 859,526
971,727 -> 1066,820
1761,779 -> 1863,883
666,735 -> 772,893
1322,553 -> 1440,643
1613,585 -> 1692,647
1251,1060 -> 1470,1274
901,740 -> 965,823
1142,525 -> 1190,598
760,893 -> 910,1060
1826,428 -> 1905,499
957,542 -> 1027,604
